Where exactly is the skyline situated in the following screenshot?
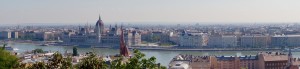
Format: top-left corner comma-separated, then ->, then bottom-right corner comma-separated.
1,0 -> 300,24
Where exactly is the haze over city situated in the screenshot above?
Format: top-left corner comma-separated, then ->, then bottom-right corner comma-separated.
1,0 -> 300,25
3,0 -> 300,69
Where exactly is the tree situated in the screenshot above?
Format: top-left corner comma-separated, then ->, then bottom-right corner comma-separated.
33,48 -> 44,53
75,52 -> 108,69
60,56 -> 73,69
1,44 -> 6,49
11,49 -> 167,69
72,47 -> 79,56
0,44 -> 19,69
47,52 -> 72,69
110,57 -> 126,69
28,62 -> 47,69
25,52 -> 72,69
130,49 -> 166,69
110,49 -> 167,69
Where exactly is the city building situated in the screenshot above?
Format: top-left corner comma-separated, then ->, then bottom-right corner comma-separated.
221,35 -> 238,47
0,31 -> 11,39
94,15 -> 104,43
35,32 -> 56,41
240,35 -> 270,48
179,31 -> 207,47
190,56 -> 213,69
239,55 -> 258,69
207,34 -> 222,47
61,15 -> 141,47
11,31 -> 18,39
101,26 -> 137,46
271,35 -> 300,47
169,51 -> 300,69
169,33 -> 179,45
130,31 -> 142,45
168,55 -> 193,69
214,56 -> 241,69
257,52 -> 288,69
95,15 -> 105,35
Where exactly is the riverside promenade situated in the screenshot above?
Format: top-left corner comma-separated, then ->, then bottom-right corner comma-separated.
129,46 -> 282,51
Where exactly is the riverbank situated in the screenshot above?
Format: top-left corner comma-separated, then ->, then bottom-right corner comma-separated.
5,42 -> 300,67
130,47 -> 282,51
2,40 -> 283,51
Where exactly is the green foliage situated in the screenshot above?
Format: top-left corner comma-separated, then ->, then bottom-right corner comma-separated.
72,47 -> 79,56
1,44 -> 6,50
4,48 -> 166,69
0,44 -> 19,69
48,52 -> 73,69
110,57 -> 125,69
61,56 -> 73,69
28,62 -> 47,69
33,48 -> 44,53
16,63 -> 28,69
110,49 -> 167,69
75,52 -> 107,69
27,52 -> 73,69
47,52 -> 64,68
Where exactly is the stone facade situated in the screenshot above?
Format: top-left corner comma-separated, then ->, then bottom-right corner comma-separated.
169,51 -> 300,69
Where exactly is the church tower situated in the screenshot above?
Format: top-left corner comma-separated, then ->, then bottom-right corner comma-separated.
119,25 -> 130,57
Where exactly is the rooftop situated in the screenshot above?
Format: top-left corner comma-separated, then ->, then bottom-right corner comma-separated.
259,52 -> 288,61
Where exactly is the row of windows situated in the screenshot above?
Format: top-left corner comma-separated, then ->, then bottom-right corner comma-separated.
266,63 -> 286,66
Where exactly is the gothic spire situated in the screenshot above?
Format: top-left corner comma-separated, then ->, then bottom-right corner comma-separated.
99,14 -> 101,20
119,26 -> 130,57
288,48 -> 292,56
121,23 -> 123,28
110,24 -> 112,29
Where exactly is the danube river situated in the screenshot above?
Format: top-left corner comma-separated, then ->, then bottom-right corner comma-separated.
7,42 -> 300,66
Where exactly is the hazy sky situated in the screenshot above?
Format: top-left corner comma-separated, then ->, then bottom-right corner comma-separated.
1,0 -> 300,24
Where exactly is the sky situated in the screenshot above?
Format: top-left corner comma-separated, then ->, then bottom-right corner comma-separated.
1,0 -> 300,24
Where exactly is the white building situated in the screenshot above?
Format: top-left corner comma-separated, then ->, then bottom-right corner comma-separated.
240,35 -> 270,48
169,55 -> 191,69
0,31 -> 11,39
11,32 -> 18,39
169,61 -> 191,69
207,35 -> 222,47
271,35 -> 300,47
170,35 -> 179,45
179,31 -> 206,47
222,35 -> 238,47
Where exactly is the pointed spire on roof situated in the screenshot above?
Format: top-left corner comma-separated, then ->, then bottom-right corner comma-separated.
121,23 -> 123,29
288,48 -> 292,56
99,14 -> 101,20
119,25 -> 130,57
110,24 -> 112,29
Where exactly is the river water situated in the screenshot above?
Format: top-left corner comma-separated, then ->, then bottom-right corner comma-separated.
7,42 -> 300,66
